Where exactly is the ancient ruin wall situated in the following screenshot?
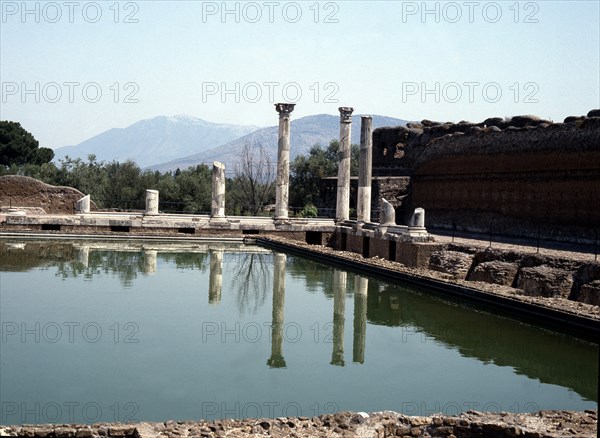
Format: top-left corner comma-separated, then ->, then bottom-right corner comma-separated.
372,113 -> 600,241
0,175 -> 95,215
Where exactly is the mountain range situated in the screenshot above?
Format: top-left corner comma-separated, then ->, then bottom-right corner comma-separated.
53,115 -> 261,169
53,114 -> 408,172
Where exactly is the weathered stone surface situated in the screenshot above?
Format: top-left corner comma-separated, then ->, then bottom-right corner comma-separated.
578,280 -> 600,306
370,111 -> 600,243
468,261 -> 519,286
429,250 -> 474,279
507,115 -> 552,128
564,115 -> 586,123
1,410 -> 597,437
572,262 -> 600,301
516,265 -> 574,298
587,108 -> 600,117
0,175 -> 96,215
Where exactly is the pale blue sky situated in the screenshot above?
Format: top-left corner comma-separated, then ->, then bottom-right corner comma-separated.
1,0 -> 598,149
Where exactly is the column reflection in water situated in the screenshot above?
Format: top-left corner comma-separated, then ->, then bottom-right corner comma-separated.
353,276 -> 368,364
143,250 -> 158,274
268,253 -> 287,368
331,270 -> 347,366
74,245 -> 90,268
208,248 -> 224,305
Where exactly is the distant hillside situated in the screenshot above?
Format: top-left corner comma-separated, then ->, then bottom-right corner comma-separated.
53,115 -> 261,169
149,114 -> 407,172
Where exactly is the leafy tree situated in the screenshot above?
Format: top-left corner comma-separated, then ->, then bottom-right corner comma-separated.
290,140 -> 359,210
0,121 -> 54,166
228,142 -> 275,215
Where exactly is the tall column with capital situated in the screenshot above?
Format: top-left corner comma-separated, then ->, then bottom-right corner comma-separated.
357,116 -> 373,223
268,252 -> 287,368
274,103 -> 295,220
336,107 -> 354,221
331,269 -> 347,366
353,276 -> 368,364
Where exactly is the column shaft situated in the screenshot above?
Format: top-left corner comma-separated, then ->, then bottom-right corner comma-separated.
275,103 -> 295,219
357,116 -> 373,222
211,162 -> 226,218
336,107 -> 354,221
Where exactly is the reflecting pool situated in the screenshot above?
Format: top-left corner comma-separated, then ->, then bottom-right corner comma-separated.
0,239 -> 597,424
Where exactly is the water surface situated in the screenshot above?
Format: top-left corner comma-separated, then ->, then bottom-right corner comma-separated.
0,239 -> 597,424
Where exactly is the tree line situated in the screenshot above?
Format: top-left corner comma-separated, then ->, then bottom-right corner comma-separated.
0,121 -> 358,216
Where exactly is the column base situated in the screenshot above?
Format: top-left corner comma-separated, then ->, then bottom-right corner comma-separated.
408,226 -> 428,237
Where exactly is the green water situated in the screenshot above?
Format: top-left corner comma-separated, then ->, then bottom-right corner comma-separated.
0,239 -> 597,424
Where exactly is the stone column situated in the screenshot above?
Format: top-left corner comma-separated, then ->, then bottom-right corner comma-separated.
145,190 -> 159,215
211,162 -> 226,219
209,248 -> 223,304
76,195 -> 91,214
410,207 -> 426,228
353,276 -> 368,364
268,252 -> 287,368
274,103 -> 295,220
408,207 -> 428,236
357,116 -> 373,223
336,107 -> 354,221
331,270 -> 347,366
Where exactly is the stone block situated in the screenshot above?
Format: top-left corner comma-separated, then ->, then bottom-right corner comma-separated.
516,265 -> 574,297
429,250 -> 474,279
468,261 -> 519,286
578,280 -> 600,305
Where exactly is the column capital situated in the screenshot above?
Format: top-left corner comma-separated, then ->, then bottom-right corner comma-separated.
275,103 -> 296,117
339,107 -> 354,123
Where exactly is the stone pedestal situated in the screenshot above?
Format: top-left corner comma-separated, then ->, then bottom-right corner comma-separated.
275,103 -> 295,220
145,190 -> 159,216
209,249 -> 223,304
357,116 -> 373,223
211,162 -> 226,219
353,276 -> 368,364
76,195 -> 91,214
268,253 -> 287,368
331,270 -> 347,366
336,107 -> 354,222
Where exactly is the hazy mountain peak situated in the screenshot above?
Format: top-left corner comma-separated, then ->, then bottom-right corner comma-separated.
53,115 -> 261,168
